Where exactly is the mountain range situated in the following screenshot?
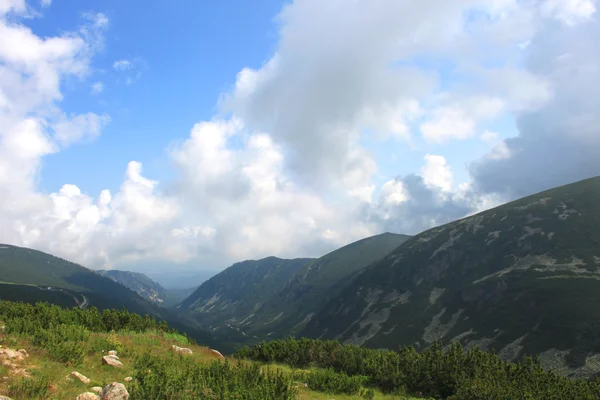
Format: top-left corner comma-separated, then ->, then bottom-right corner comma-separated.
2,176 -> 600,378
301,176 -> 600,378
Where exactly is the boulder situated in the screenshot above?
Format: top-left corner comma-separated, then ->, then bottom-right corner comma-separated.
76,393 -> 100,400
91,387 -> 103,393
108,350 -> 118,357
100,382 -> 129,400
102,355 -> 123,368
210,348 -> 225,359
171,345 -> 192,355
71,371 -> 91,385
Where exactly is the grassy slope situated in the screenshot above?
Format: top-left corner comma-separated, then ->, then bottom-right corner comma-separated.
179,257 -> 314,326
303,176 -> 600,373
0,245 -> 216,349
0,322 -> 416,400
0,245 -> 154,315
235,233 -> 411,338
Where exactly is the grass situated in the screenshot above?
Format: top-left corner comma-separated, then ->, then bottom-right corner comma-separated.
0,323 -> 421,399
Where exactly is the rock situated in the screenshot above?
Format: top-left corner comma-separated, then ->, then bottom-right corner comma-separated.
123,377 -> 133,382
76,393 -> 100,400
0,348 -> 23,361
171,345 -> 192,355
108,350 -> 118,357
17,349 -> 28,357
102,355 -> 123,368
91,387 -> 102,393
100,382 -> 129,400
0,396 -> 13,400
71,371 -> 91,384
210,348 -> 225,359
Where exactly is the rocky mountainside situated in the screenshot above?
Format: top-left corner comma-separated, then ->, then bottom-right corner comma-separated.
97,269 -> 168,305
302,176 -> 600,378
178,257 -> 314,329
235,233 -> 410,338
179,233 -> 410,347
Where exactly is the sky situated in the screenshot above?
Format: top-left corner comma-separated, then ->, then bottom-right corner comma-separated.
1,0 -> 599,280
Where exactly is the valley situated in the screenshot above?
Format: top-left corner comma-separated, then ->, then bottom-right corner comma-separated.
2,176 -> 600,399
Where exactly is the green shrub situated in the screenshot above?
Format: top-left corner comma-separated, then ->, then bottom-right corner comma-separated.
235,337 -> 600,399
305,368 -> 367,395
9,374 -> 50,399
129,352 -> 297,400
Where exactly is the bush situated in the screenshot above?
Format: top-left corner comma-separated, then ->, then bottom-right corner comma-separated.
305,368 -> 367,395
129,352 -> 297,400
235,337 -> 600,399
9,374 -> 50,399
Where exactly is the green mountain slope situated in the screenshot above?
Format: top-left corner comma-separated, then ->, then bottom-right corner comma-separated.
0,244 -> 157,315
97,269 -> 169,305
238,233 -> 410,338
0,244 -> 215,346
179,257 -> 314,329
302,176 -> 600,378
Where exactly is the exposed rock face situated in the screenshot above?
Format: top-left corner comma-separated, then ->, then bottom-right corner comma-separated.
100,382 -> 129,400
71,371 -> 91,384
76,393 -> 100,400
102,355 -> 123,367
210,348 -> 225,359
171,345 -> 192,355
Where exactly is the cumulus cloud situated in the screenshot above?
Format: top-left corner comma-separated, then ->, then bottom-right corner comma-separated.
471,8 -> 600,198
1,0 -> 599,274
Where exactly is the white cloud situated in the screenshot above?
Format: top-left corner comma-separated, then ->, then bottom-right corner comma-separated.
420,107 -> 476,143
421,154 -> 453,192
1,0 -> 599,275
539,0 -> 597,26
91,81 -> 103,94
113,59 -> 133,71
41,0 -> 51,7
480,130 -> 500,144
52,113 -> 111,146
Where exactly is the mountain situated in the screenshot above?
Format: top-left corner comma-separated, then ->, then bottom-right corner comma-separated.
97,269 -> 168,305
235,232 -> 411,338
302,176 -> 600,378
179,233 -> 410,346
179,257 -> 314,329
0,244 -> 215,346
0,244 -> 158,315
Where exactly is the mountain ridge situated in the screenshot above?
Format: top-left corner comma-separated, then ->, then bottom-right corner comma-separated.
302,176 -> 600,378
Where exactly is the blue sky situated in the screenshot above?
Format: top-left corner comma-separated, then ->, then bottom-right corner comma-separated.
1,0 -> 598,278
37,0 -> 286,195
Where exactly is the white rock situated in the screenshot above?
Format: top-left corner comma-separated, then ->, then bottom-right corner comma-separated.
91,386 -> 103,393
171,345 -> 192,355
100,382 -> 129,400
210,348 -> 225,359
71,371 -> 91,385
102,355 -> 123,368
76,393 -> 100,400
